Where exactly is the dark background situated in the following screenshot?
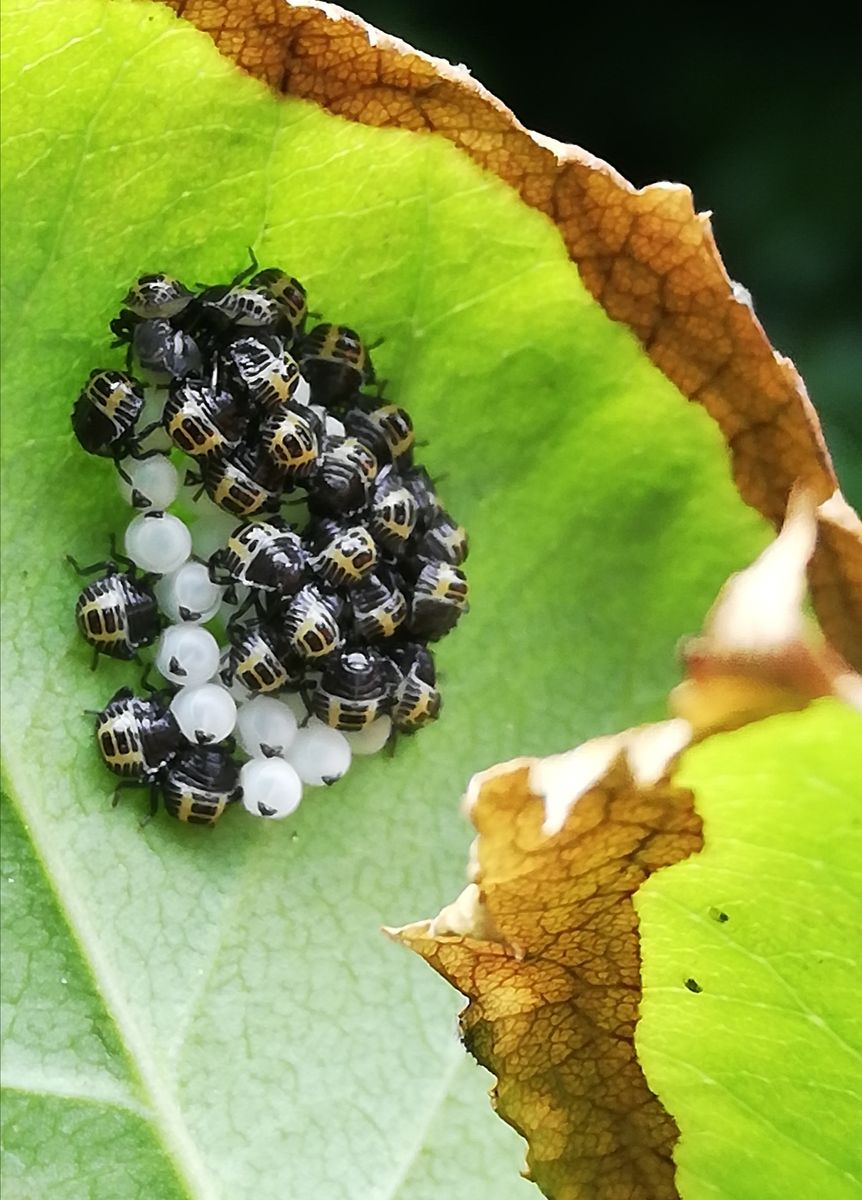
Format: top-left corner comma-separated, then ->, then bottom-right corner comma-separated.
351,4 -> 861,507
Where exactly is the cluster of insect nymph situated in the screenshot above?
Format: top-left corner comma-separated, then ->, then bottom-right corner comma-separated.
70,252 -> 470,827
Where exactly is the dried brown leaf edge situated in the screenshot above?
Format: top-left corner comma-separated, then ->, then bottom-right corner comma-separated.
163,0 -> 862,667
388,496 -> 861,1200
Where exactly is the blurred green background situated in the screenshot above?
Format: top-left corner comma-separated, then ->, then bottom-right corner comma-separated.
352,4 -> 861,509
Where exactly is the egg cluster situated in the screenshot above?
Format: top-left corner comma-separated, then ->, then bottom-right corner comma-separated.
69,258 -> 469,825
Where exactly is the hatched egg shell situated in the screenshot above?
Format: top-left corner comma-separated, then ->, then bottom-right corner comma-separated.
156,625 -> 221,686
285,720 -> 352,787
240,758 -> 303,819
278,692 -> 311,724
170,683 -> 237,745
155,561 -> 224,623
117,454 -> 179,511
137,387 -> 173,452
125,511 -> 191,575
236,695 -> 298,759
344,716 -> 392,756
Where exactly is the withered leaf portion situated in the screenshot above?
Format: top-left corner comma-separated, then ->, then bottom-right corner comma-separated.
390,730 -> 701,1200
672,488 -> 862,734
162,0 -> 861,667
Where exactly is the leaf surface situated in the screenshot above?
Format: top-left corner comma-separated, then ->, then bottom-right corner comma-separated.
637,700 -> 862,1200
0,1 -> 843,1197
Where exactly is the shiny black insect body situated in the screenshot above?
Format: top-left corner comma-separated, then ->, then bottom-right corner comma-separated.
350,573 -> 407,642
309,524 -> 378,589
161,746 -> 242,826
162,376 -> 245,460
94,687 -> 181,780
310,649 -> 396,732
260,402 -> 322,479
197,444 -> 284,518
368,468 -> 419,553
307,436 -> 377,517
71,555 -> 160,664
223,624 -> 298,695
226,334 -> 304,411
278,583 -> 343,660
412,509 -> 469,566
71,369 -> 147,457
250,268 -> 309,342
208,519 -> 306,597
344,403 -> 413,469
389,644 -> 442,733
297,323 -> 374,409
408,561 -> 469,641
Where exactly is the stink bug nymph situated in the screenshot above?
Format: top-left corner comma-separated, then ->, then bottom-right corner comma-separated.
122,273 -> 196,319
309,524 -> 377,588
131,319 -> 203,379
408,562 -> 470,641
197,444 -> 284,518
94,687 -> 181,780
278,583 -> 343,660
350,573 -> 407,641
161,746 -> 242,826
208,519 -> 306,597
310,648 -> 396,732
226,334 -> 304,410
369,468 -> 418,553
390,644 -> 442,734
297,323 -> 375,409
71,369 -> 147,458
162,376 -> 245,459
71,556 -> 161,664
344,403 -> 414,469
413,509 -> 469,566
261,403 -> 322,479
223,624 -> 298,695
250,268 -> 309,341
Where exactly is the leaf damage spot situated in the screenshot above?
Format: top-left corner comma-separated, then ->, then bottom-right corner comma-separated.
389,731 -> 702,1200
671,487 -> 862,735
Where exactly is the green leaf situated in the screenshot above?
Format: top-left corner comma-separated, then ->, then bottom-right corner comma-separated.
637,699 -> 862,1200
1,1 -> 768,1194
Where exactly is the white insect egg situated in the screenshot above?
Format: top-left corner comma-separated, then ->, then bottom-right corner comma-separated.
117,454 -> 179,511
155,625 -> 221,686
137,387 -> 173,452
240,758 -> 303,820
293,374 -> 311,407
285,720 -> 352,787
155,561 -> 224,623
188,510 -> 239,561
236,695 -> 298,759
278,692 -> 311,724
343,716 -> 392,756
226,670 -> 254,704
170,682 -> 237,745
125,511 -> 192,575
